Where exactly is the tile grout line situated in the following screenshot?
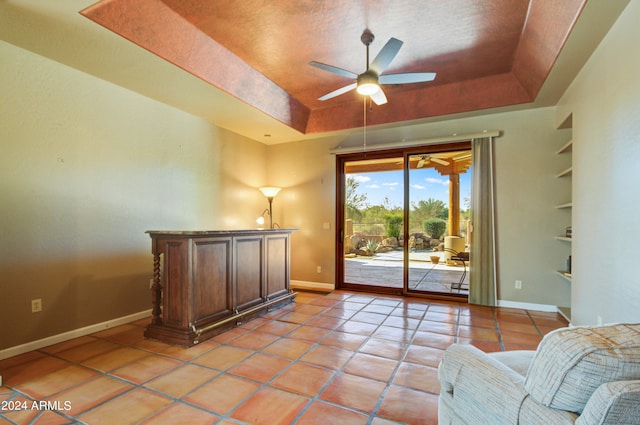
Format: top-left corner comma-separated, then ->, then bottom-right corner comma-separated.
368,299 -> 432,424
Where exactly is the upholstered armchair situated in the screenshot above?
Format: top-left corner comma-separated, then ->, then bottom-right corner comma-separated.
438,323 -> 640,424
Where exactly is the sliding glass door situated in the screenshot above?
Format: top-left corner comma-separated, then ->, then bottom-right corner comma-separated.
337,144 -> 471,298
406,151 -> 472,296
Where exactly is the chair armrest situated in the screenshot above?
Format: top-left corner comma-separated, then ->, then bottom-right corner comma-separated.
438,344 -> 529,424
576,380 -> 640,425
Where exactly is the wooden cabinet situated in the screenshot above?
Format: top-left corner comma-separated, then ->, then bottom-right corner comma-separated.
144,229 -> 296,346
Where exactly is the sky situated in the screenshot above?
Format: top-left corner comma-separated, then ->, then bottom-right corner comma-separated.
348,167 -> 472,210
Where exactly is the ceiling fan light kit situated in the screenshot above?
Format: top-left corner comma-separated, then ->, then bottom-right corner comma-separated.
310,29 -> 436,105
356,72 -> 380,95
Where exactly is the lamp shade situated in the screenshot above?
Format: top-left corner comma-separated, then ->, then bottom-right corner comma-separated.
259,187 -> 281,198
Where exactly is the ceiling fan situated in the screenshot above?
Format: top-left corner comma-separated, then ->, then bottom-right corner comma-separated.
417,155 -> 449,168
310,29 -> 436,105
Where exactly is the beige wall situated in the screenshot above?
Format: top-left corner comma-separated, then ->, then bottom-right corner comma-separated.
266,137 -> 337,285
0,41 -> 268,350
556,1 -> 640,325
272,108 -> 572,309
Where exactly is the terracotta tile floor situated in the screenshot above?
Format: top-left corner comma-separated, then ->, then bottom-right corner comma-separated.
0,290 -> 568,425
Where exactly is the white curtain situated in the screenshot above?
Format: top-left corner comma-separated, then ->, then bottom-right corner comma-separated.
469,136 -> 497,306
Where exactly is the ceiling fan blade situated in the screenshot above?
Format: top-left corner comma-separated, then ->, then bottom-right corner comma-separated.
454,153 -> 472,160
417,159 -> 425,168
379,72 -> 436,85
369,37 -> 403,75
431,157 -> 450,166
369,88 -> 387,105
318,82 -> 357,101
309,61 -> 358,79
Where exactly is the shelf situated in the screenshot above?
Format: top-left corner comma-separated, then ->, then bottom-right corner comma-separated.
556,140 -> 573,154
555,202 -> 572,209
558,306 -> 572,322
555,116 -> 572,326
557,113 -> 573,130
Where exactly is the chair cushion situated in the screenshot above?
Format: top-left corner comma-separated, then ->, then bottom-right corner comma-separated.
489,350 -> 535,377
576,380 -> 640,425
524,323 -> 640,414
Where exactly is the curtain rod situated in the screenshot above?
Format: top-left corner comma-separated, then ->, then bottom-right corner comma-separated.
329,130 -> 501,155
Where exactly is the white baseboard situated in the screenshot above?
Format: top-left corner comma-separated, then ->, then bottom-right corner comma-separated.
0,309 -> 152,361
288,284 -> 560,314
497,299 -> 558,313
291,280 -> 335,292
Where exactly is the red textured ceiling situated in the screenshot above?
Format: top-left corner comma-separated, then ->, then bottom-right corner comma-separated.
81,0 -> 586,134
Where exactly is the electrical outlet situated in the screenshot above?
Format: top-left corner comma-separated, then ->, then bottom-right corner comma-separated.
149,278 -> 154,289
316,266 -> 322,273
31,299 -> 42,313
514,280 -> 522,290
597,315 -> 603,326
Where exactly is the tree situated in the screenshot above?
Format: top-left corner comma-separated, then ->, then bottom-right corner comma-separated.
409,198 -> 447,232
412,198 -> 447,218
346,176 -> 368,221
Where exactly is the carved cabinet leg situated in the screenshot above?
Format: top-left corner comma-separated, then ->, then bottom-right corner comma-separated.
151,253 -> 162,325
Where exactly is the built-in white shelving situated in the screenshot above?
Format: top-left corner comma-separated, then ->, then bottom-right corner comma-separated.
558,306 -> 572,323
556,139 -> 573,154
555,114 -> 573,323
556,167 -> 573,178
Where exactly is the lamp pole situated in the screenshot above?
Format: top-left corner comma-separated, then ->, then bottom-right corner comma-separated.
267,196 -> 274,229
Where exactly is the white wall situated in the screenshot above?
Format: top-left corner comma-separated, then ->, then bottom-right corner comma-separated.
556,1 -> 640,325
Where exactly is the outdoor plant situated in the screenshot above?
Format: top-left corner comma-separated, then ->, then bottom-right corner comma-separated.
423,218 -> 447,239
365,239 -> 380,253
383,213 -> 403,240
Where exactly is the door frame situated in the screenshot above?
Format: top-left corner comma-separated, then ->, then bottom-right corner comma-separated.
336,142 -> 471,300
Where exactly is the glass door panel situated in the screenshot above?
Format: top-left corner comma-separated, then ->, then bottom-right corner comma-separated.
407,151 -> 472,296
342,157 -> 404,292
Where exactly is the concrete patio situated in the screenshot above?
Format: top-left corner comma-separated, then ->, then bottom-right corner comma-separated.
344,250 -> 469,295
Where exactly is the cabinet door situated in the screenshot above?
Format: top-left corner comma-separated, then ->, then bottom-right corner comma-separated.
266,234 -> 289,299
163,239 -> 190,329
192,237 -> 233,326
234,235 -> 265,311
